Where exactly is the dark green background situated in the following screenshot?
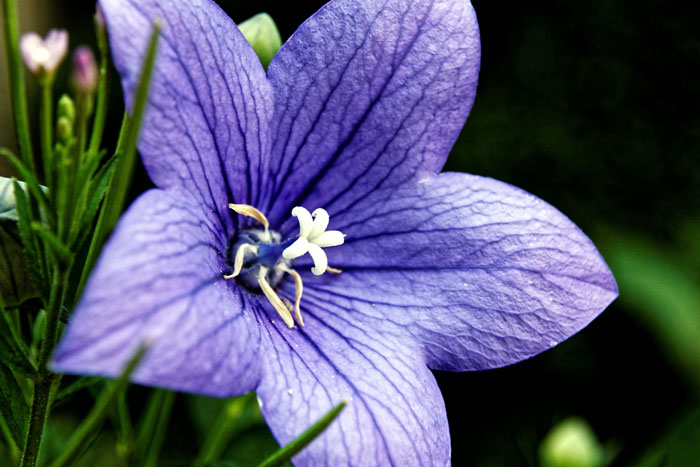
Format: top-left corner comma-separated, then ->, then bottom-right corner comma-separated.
2,0 -> 699,465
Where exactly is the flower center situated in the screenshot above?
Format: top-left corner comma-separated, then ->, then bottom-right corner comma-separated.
225,204 -> 345,328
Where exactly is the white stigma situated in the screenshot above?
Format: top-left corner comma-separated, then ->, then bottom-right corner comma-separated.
282,207 -> 345,275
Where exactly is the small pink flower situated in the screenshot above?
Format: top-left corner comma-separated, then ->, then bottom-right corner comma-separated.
20,29 -> 69,75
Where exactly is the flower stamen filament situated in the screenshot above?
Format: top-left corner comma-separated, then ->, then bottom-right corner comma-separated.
258,266 -> 295,328
224,243 -> 259,279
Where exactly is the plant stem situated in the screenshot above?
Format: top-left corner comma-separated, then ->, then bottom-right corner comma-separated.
49,346 -> 146,467
20,268 -> 65,467
39,84 -> 54,186
1,0 -> 36,171
87,14 -> 110,158
197,394 -> 257,464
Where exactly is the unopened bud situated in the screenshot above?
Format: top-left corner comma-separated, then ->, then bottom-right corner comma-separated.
56,117 -> 73,142
237,13 -> 282,70
539,417 -> 604,467
71,46 -> 98,94
20,29 -> 68,78
57,94 -> 75,122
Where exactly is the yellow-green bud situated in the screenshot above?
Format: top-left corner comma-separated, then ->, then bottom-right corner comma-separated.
57,94 -> 75,123
56,116 -> 73,141
238,13 -> 282,70
539,417 -> 604,467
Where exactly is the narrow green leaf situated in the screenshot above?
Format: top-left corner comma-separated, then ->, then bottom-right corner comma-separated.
31,223 -> 72,266
601,232 -> 700,389
143,390 -> 175,467
72,154 -> 116,251
87,10 -> 111,158
53,377 -> 103,407
10,180 -> 47,301
0,304 -> 37,377
104,22 -> 161,231
48,344 -> 148,467
0,222 -> 38,307
77,23 -> 161,298
196,393 -> 261,464
258,400 -> 347,467
0,362 -> 29,450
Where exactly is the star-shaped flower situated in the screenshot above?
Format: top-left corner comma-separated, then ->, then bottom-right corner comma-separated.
52,0 -> 617,464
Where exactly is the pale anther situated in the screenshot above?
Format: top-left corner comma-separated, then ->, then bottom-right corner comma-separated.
280,265 -> 304,327
230,203 -> 269,238
224,243 -> 258,279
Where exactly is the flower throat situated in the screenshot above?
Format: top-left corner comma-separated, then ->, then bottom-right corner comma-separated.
224,204 -> 345,328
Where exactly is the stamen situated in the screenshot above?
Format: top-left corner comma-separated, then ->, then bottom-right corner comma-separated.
281,266 -> 304,327
258,267 -> 295,328
326,266 -> 342,274
224,243 -> 259,279
230,203 -> 269,237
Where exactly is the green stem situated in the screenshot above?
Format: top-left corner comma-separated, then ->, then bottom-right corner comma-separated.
197,394 -> 257,464
259,401 -> 347,467
20,268 -> 66,467
143,391 -> 175,467
74,112 -> 128,301
87,16 -> 110,158
39,84 -> 54,186
49,346 -> 146,467
1,0 -> 36,171
76,23 -> 160,299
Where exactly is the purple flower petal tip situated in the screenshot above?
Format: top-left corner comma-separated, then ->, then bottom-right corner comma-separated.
54,0 -> 616,464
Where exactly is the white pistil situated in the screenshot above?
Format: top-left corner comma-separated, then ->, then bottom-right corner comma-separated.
258,266 -> 295,328
224,243 -> 259,279
282,207 -> 345,276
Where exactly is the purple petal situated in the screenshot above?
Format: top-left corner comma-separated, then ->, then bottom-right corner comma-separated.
98,0 -> 273,227
256,297 -> 449,465
52,190 -> 261,395
264,0 -> 480,227
307,172 -> 618,371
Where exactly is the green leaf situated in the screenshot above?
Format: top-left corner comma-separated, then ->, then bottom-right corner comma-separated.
0,221 -> 37,307
0,304 -> 37,377
72,154 -> 116,251
0,361 -> 29,450
53,377 -> 103,407
238,13 -> 282,70
258,400 -> 346,467
48,344 -> 148,467
11,179 -> 48,301
601,231 -> 700,389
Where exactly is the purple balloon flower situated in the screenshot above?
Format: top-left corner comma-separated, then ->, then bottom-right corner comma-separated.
52,0 -> 617,464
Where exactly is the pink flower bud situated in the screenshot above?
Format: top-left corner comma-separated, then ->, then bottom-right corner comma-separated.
20,29 -> 69,75
72,46 -> 98,94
